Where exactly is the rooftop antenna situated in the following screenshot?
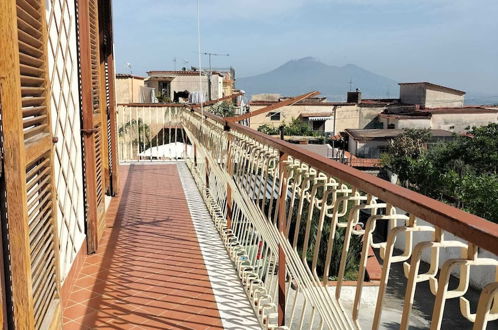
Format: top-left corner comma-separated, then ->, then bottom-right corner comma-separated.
173,57 -> 177,71
201,52 -> 230,73
201,52 -> 229,100
349,78 -> 353,92
127,62 -> 132,75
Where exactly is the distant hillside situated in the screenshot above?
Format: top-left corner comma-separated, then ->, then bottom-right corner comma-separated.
237,57 -> 399,101
465,91 -> 498,106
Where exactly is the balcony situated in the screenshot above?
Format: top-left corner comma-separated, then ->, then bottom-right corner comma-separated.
59,104 -> 498,329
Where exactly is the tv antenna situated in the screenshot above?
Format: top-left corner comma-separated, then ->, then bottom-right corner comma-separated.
202,52 -> 230,72
349,78 -> 353,92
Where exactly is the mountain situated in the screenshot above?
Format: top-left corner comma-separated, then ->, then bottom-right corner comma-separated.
465,91 -> 498,106
237,57 -> 399,101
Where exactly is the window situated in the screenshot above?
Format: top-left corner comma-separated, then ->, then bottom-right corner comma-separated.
387,123 -> 395,129
312,120 -> 325,131
268,112 -> 281,121
158,81 -> 171,98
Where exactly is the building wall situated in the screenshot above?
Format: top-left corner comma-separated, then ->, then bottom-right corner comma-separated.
249,104 -> 361,133
380,117 -> 432,129
334,106 -> 360,133
248,104 -> 331,129
425,89 -> 464,108
351,140 -> 388,158
400,84 -> 425,105
46,0 -> 86,283
358,107 -> 386,128
146,74 -> 223,101
116,77 -> 144,103
430,112 -> 498,132
400,84 -> 464,107
348,135 -> 358,156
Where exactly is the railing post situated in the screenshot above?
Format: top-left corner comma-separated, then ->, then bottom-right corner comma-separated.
194,143 -> 197,167
277,152 -> 289,327
225,131 -> 233,229
205,156 -> 210,189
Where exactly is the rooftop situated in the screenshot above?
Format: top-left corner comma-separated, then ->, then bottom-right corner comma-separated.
345,128 -> 454,140
146,70 -> 224,78
116,73 -> 145,80
380,106 -> 498,119
399,82 -> 466,95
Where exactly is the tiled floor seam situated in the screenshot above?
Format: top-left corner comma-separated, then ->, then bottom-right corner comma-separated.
177,162 -> 262,330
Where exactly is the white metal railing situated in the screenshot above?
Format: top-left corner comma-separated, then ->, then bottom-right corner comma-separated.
115,104 -> 498,329
116,105 -> 186,161
180,107 -> 498,330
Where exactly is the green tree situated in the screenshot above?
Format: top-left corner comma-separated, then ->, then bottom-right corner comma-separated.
257,118 -> 322,137
381,124 -> 498,223
119,118 -> 151,152
257,124 -> 279,135
380,129 -> 432,185
210,101 -> 236,117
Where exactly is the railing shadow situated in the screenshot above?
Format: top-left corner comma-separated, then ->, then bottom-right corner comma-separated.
78,164 -> 224,329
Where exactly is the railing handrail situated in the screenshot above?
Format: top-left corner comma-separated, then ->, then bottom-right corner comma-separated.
187,105 -> 498,255
117,103 -> 188,108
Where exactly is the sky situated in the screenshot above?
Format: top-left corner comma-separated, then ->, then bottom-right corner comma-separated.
113,0 -> 498,96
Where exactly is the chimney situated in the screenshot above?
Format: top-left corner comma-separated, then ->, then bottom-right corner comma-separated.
347,88 -> 362,103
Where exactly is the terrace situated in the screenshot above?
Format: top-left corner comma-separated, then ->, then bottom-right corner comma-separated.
62,104 -> 498,329
1,1 -> 497,329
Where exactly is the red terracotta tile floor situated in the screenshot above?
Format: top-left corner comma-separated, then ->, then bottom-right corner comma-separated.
63,164 -> 224,329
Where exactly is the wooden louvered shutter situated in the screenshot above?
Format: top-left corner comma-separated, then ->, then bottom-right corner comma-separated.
0,0 -> 61,328
100,0 -> 119,196
78,0 -> 106,253
89,0 -> 106,225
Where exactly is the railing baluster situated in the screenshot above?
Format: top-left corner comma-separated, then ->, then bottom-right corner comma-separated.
115,105 -> 498,330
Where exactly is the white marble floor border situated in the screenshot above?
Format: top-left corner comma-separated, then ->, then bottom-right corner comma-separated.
177,162 -> 262,330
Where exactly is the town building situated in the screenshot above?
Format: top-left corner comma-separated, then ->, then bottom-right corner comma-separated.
144,68 -> 235,102
399,82 -> 465,108
248,91 -> 389,135
115,73 -> 150,103
377,82 -> 498,132
345,129 -> 455,158
379,106 -> 498,132
249,82 -> 497,136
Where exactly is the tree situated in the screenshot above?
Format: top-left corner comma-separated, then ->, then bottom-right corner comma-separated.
119,118 -> 151,152
257,118 -> 322,137
381,124 -> 498,223
380,129 -> 432,185
210,101 -> 236,117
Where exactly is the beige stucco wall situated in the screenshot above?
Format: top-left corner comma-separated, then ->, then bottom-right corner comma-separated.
248,104 -> 330,129
170,76 -> 208,99
352,140 -> 388,158
249,104 -> 362,133
430,112 -> 498,132
400,84 -> 425,105
249,104 -> 387,134
380,117 -> 431,129
116,77 -> 144,103
425,89 -> 464,108
145,74 -> 223,101
358,107 -> 385,128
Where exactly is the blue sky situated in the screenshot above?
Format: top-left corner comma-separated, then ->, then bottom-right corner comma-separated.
113,0 -> 498,96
